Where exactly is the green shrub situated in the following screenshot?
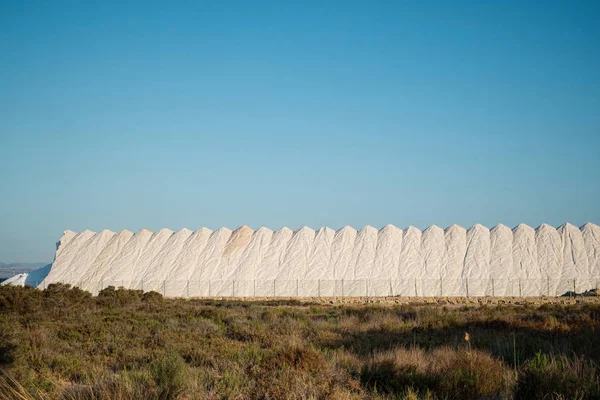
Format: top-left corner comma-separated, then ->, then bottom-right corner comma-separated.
142,291 -> 164,303
0,284 -> 43,314
97,286 -> 143,307
437,349 -> 513,399
518,352 -> 600,399
150,353 -> 189,400
361,347 -> 514,399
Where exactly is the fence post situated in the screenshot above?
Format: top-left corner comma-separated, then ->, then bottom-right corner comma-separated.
389,279 -> 393,297
296,279 -> 299,297
491,278 -> 495,297
186,280 -> 189,298
341,279 -> 344,298
519,279 -> 522,298
414,278 -> 417,297
573,279 -> 576,297
232,280 -> 235,297
466,279 -> 469,298
318,279 -> 321,298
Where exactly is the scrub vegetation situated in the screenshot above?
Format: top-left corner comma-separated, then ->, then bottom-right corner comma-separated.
1,284 -> 599,399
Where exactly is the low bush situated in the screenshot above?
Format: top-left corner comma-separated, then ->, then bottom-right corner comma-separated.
361,347 -> 514,399
1,284 -> 600,399
517,352 -> 600,399
97,286 -> 143,307
150,353 -> 189,400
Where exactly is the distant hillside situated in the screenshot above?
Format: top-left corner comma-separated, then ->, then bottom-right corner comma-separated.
0,262 -> 49,279
0,262 -> 47,268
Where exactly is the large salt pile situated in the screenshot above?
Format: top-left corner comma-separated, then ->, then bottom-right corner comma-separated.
9,223 -> 600,297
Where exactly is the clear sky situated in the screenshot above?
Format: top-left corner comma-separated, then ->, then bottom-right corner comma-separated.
1,1 -> 599,262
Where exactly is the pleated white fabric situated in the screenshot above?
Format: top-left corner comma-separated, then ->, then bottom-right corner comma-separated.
28,223 -> 600,297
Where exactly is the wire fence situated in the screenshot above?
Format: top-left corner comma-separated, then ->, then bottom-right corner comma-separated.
33,278 -> 600,298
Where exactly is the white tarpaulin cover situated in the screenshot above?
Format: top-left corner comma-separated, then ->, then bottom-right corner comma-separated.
6,223 -> 600,297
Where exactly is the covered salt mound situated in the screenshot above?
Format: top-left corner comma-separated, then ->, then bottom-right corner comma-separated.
8,223 -> 600,297
1,273 -> 28,287
0,264 -> 52,288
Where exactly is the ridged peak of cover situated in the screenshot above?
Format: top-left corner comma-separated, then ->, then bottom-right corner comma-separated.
358,225 -> 378,234
423,225 -> 443,234
445,224 -> 466,234
116,229 -> 133,236
58,230 -> 76,242
229,225 -> 253,239
223,226 -> 253,255
79,229 -> 96,236
212,226 -> 233,235
191,227 -> 212,235
379,224 -> 400,233
155,228 -> 174,235
172,228 -> 192,237
468,223 -> 489,232
491,223 -> 511,232
97,229 -> 116,236
581,222 -> 600,231
536,223 -> 555,231
513,223 -> 534,233
316,226 -> 335,235
126,230 -> 151,242
294,226 -> 315,234
336,226 -> 357,235
253,226 -> 272,235
558,222 -> 579,232
273,226 -> 293,235
403,226 -> 421,235
56,231 -> 78,252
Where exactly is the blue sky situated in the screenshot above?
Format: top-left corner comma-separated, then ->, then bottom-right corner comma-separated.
1,1 -> 599,262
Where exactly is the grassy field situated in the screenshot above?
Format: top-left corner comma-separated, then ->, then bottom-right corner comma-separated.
1,285 -> 599,399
